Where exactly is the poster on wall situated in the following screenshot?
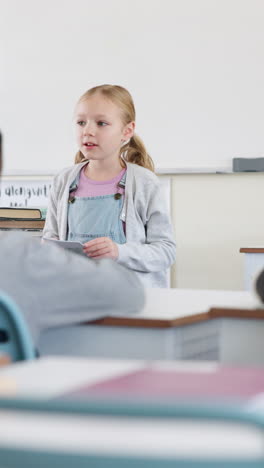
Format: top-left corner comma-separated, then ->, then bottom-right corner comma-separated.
0,177 -> 52,208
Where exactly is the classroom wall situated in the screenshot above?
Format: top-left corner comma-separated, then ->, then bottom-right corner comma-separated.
168,172 -> 264,290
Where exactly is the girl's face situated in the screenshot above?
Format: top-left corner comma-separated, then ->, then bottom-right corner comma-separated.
74,94 -> 134,164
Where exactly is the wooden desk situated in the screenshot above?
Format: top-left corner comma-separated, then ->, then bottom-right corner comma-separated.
38,288 -> 264,365
240,247 -> 264,290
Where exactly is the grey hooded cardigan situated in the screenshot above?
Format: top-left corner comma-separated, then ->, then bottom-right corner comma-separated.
43,161 -> 176,287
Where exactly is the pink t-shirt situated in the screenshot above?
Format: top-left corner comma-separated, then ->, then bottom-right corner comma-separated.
74,166 -> 126,197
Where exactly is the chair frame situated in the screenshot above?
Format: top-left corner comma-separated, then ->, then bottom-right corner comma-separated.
0,291 -> 35,361
0,398 -> 263,467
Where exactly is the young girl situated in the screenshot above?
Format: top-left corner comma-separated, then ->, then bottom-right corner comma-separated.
43,84 -> 176,287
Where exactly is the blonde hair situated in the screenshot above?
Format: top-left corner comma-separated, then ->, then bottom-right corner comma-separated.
74,84 -> 154,172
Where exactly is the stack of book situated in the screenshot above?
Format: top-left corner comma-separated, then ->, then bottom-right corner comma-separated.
0,207 -> 45,234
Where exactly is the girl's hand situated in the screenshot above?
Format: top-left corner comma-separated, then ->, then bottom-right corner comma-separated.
83,237 -> 119,260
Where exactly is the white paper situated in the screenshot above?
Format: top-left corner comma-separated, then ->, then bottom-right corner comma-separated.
42,237 -> 84,255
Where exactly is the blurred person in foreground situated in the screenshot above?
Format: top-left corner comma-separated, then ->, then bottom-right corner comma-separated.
0,132 -> 145,345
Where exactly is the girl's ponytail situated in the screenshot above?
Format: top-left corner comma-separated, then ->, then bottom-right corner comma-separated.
74,150 -> 86,164
121,135 -> 154,172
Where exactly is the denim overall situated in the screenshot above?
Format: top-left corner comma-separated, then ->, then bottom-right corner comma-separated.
67,172 -> 126,244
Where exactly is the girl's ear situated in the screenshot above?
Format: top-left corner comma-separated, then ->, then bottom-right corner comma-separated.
123,121 -> 135,141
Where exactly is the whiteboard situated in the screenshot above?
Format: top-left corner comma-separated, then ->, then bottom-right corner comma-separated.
1,0 -> 264,174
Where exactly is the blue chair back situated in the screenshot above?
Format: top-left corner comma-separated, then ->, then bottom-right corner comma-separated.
0,398 -> 263,467
0,291 -> 35,361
